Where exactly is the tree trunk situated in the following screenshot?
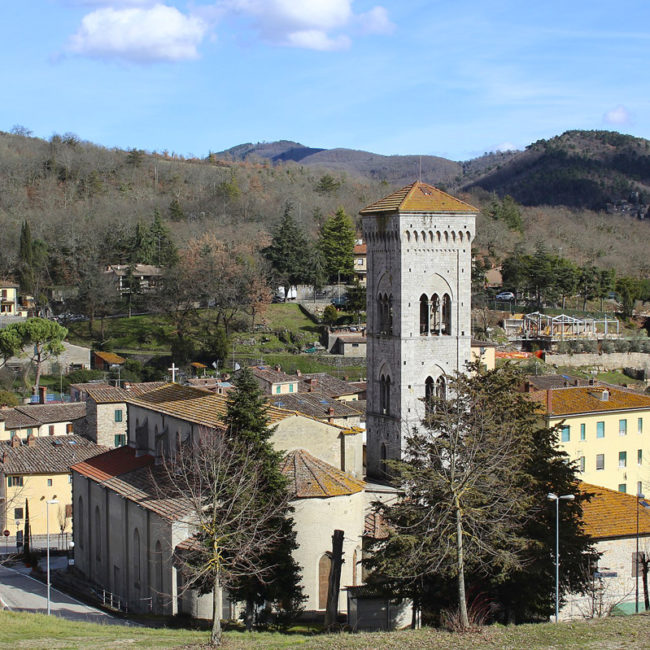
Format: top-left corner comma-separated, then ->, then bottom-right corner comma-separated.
210,576 -> 222,646
34,349 -> 42,391
642,553 -> 649,611
455,502 -> 469,629
244,598 -> 254,632
324,529 -> 344,630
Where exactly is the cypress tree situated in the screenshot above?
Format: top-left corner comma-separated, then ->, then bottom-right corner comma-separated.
224,368 -> 304,628
318,207 -> 355,282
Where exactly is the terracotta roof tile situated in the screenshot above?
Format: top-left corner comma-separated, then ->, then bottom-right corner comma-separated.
1,435 -> 107,474
280,449 -> 364,498
359,181 -> 479,215
251,366 -> 296,384
529,386 -> 650,417
298,373 -> 362,399
581,482 -> 650,539
353,243 -> 367,254
94,351 -> 126,365
81,382 -> 168,404
72,446 -> 188,521
126,383 -> 293,427
0,403 -> 86,429
268,391 -> 361,420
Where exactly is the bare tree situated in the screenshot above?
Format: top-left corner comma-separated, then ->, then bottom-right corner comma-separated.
156,427 -> 290,646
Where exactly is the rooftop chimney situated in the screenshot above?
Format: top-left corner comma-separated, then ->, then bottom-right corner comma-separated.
39,385 -> 47,404
274,365 -> 281,372
27,433 -> 36,447
296,369 -> 302,377
10,435 -> 20,448
328,407 -> 335,415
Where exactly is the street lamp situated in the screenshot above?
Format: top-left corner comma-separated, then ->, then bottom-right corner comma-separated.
46,499 -> 59,616
636,492 -> 646,614
547,492 -> 575,623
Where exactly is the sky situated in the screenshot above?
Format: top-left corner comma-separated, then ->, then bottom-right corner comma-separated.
2,1 -> 650,161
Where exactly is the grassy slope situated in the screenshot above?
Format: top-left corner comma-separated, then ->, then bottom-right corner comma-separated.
1,611 -> 649,649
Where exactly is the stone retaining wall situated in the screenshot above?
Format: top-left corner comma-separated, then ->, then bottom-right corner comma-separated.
545,352 -> 650,371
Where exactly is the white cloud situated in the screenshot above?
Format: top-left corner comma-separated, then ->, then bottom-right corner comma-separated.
219,0 -> 390,50
357,6 -> 394,35
66,4 -> 207,63
603,104 -> 632,126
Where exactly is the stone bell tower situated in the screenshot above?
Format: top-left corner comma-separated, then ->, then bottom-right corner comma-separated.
360,181 -> 478,479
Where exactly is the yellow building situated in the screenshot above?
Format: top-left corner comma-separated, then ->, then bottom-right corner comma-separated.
0,402 -> 86,441
530,385 -> 650,495
0,434 -> 105,546
0,280 -> 27,317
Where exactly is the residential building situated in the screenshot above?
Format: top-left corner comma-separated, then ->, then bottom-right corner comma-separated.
268,391 -> 363,427
104,264 -> 162,295
70,381 -> 166,448
297,372 -> 364,401
470,339 -> 497,372
360,181 -> 477,478
0,402 -> 86,442
528,385 -> 650,494
562,483 -> 650,618
0,280 -> 27,318
329,332 -> 367,357
250,366 -> 300,395
0,434 -> 106,545
353,241 -> 367,286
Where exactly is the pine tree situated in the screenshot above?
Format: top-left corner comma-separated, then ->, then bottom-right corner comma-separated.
225,368 -> 304,628
145,210 -> 178,267
262,202 -> 310,289
318,207 -> 355,282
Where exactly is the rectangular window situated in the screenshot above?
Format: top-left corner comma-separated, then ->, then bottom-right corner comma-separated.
596,454 -> 605,470
580,423 -> 586,441
49,425 -> 55,436
47,479 -> 52,487
289,384 -> 294,393
14,507 -> 23,520
114,409 -> 123,423
619,419 -> 627,436
619,483 -> 627,493
579,456 -> 585,473
27,428 -> 32,436
639,418 -> 644,434
561,425 -> 570,442
639,449 -> 643,465
65,504 -> 73,518
597,421 -> 605,438
275,386 -> 281,394
7,476 -> 24,487
114,434 -> 126,447
66,423 -> 73,433
619,451 -> 627,468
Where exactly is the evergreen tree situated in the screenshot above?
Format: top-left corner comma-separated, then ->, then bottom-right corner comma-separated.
145,210 -> 178,267
225,368 -> 304,628
262,202 -> 310,289
318,207 -> 355,282
18,220 -> 34,294
168,198 -> 185,222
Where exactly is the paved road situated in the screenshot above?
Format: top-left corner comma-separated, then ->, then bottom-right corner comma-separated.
0,562 -> 129,625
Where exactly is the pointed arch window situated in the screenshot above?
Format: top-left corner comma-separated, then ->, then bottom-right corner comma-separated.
419,294 -> 430,335
436,376 -> 447,400
431,294 -> 441,335
425,376 -> 434,415
379,374 -> 391,415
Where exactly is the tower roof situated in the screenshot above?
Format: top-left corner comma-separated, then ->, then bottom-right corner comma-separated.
359,181 -> 478,215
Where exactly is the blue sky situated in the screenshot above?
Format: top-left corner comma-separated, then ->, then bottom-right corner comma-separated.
2,1 -> 649,161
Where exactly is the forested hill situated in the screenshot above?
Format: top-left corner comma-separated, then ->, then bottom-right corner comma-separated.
217,141 -> 462,187
464,130 -> 650,212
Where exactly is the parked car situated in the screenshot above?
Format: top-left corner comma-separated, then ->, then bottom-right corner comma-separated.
495,291 -> 516,301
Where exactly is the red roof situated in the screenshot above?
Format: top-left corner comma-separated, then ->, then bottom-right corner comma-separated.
353,243 -> 367,254
71,445 -> 154,482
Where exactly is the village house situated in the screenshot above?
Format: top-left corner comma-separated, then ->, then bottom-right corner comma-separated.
353,241 -> 367,286
70,381 -> 166,448
250,366 -> 300,395
528,384 -> 650,495
268,391 -> 363,427
0,401 -> 86,442
297,372 -> 364,401
71,383 -> 366,617
104,264 -> 162,295
328,331 -> 367,357
0,434 -> 106,548
0,280 -> 27,318
562,483 -> 650,618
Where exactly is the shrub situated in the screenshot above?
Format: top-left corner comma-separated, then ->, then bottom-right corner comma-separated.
601,341 -> 614,353
0,389 -> 19,407
614,339 -> 630,353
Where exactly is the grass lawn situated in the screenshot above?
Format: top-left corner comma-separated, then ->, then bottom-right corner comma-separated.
1,610 -> 649,649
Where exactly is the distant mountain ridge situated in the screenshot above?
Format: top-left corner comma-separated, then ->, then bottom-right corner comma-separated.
217,140 -> 463,187
219,131 -> 650,214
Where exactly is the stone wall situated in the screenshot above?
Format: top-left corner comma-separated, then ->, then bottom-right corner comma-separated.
546,352 -> 650,372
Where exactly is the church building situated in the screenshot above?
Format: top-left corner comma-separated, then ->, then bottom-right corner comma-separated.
360,182 -> 478,478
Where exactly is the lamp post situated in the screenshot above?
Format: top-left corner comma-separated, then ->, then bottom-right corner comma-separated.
46,499 -> 58,616
636,492 -> 646,614
547,492 -> 575,623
